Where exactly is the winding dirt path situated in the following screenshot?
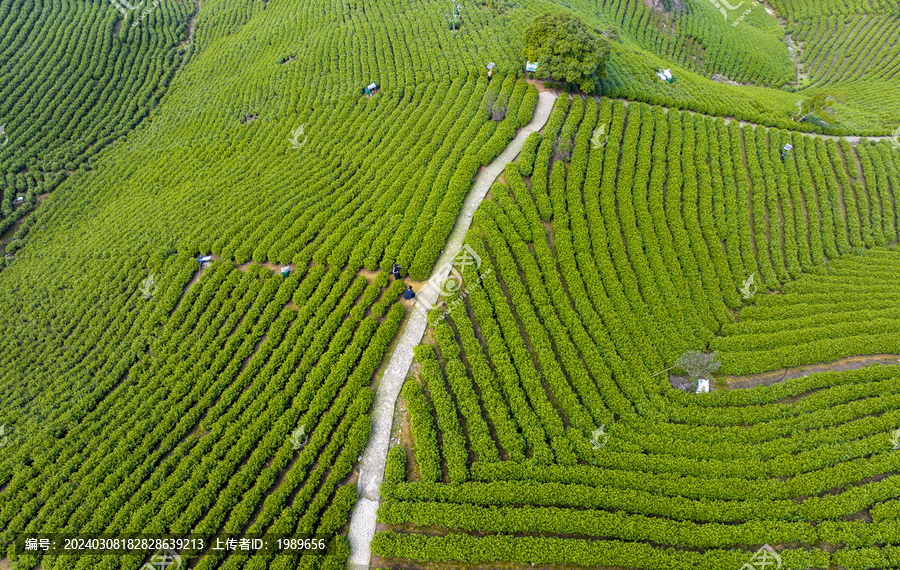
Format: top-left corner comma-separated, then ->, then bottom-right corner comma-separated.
185,0 -> 200,46
718,354 -> 900,390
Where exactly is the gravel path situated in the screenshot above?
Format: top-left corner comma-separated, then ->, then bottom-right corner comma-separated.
345,90 -> 558,570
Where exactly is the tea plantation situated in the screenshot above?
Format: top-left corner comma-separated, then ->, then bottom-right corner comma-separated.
375,96 -> 900,569
0,0 -> 899,568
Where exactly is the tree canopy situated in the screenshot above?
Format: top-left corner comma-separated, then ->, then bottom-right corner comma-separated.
792,92 -> 845,124
522,12 -> 611,93
675,351 -> 722,381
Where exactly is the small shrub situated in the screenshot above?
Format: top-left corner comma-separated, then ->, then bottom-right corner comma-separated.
483,91 -> 509,121
553,137 -> 573,162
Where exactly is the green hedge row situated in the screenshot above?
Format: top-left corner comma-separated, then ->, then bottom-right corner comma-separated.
516,131 -> 541,176
402,380 -> 441,483
372,531 -> 829,569
378,499 -> 815,547
382,480 -> 800,523
433,323 -> 500,463
416,345 -> 468,482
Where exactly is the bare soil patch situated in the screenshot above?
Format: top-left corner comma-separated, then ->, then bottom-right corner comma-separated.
711,74 -> 741,86
525,78 -> 552,93
357,268 -> 383,283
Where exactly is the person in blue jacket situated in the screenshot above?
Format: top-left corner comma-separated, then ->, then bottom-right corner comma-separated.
403,286 -> 415,300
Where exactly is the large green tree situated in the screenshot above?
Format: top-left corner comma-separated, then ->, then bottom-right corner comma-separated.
522,12 -> 611,93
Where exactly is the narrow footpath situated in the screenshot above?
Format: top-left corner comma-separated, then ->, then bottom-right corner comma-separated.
346,90 -> 558,570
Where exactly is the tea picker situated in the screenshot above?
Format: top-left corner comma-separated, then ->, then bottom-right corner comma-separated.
781,143 -> 792,161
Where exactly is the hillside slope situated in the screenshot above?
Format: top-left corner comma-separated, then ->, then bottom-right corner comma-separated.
375,95 -> 900,570
0,0 -> 899,568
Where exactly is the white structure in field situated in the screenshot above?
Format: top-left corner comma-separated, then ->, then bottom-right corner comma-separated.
696,378 -> 710,393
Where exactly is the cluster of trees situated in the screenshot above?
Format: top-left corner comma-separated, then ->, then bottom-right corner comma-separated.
522,12 -> 611,93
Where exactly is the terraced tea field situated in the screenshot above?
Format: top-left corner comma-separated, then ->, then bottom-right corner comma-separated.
1,0 -> 899,568
373,97 -> 900,569
0,0 -> 194,242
